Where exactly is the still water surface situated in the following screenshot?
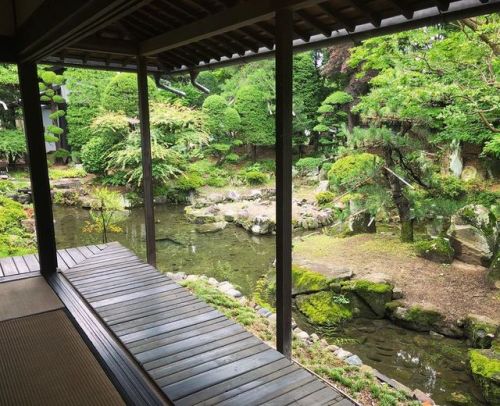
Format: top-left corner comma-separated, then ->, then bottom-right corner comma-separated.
53,205 -> 483,405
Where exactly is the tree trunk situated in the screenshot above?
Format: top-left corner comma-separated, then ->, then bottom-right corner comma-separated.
383,147 -> 414,242
252,145 -> 257,162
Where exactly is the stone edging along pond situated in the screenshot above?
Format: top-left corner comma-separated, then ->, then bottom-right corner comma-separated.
167,271 -> 436,406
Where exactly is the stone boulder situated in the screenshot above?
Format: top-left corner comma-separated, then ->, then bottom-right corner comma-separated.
464,314 -> 499,349
447,205 -> 498,266
487,252 -> 500,290
195,221 -> 227,234
468,347 -> 500,405
385,301 -> 463,337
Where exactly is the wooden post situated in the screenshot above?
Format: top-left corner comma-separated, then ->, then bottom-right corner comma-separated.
137,55 -> 156,267
275,6 -> 293,359
17,62 -> 58,276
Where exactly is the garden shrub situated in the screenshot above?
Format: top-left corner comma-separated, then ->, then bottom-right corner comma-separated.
429,174 -> 467,199
101,73 -> 157,117
175,171 -> 205,191
0,180 -> 15,194
328,153 -> 381,191
0,129 -> 26,163
0,196 -> 26,233
295,157 -> 323,173
316,191 -> 335,206
81,137 -> 115,174
100,172 -> 129,187
244,170 -> 268,185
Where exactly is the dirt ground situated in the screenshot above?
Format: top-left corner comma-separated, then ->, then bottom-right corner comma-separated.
293,232 -> 500,322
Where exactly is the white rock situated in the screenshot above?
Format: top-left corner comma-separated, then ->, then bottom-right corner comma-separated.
185,274 -> 199,282
334,348 -> 353,360
167,271 -> 186,281
207,277 -> 219,286
295,330 -> 310,341
345,355 -> 363,366
310,333 -> 320,342
226,288 -> 242,298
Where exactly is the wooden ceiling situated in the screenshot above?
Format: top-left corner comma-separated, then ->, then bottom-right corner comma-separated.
3,0 -> 499,73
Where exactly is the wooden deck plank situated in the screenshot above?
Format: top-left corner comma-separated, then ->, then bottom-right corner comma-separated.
263,379 -> 326,405
136,323 -> 245,364
156,343 -> 269,388
54,243 -> 351,405
12,255 -> 30,274
174,358 -> 292,406
56,252 -> 70,270
0,257 -> 19,276
127,317 -> 229,352
148,336 -> 262,382
215,369 -> 315,406
165,349 -> 285,401
292,387 -> 344,405
57,250 -> 76,268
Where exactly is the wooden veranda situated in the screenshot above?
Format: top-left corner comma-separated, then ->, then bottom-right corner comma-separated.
0,0 -> 498,404
0,243 -> 355,405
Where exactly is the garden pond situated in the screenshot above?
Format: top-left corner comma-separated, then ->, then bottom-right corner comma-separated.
53,205 -> 485,405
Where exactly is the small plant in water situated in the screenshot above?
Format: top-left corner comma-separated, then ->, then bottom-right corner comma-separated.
83,187 -> 126,243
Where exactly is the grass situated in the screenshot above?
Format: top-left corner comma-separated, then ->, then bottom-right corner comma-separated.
49,166 -> 87,180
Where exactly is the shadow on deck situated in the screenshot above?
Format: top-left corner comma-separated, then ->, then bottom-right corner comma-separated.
1,243 -> 355,405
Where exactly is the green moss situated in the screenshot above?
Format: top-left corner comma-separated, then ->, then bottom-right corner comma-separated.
292,266 -> 330,293
469,349 -> 500,404
405,305 -> 443,328
341,280 -> 393,317
296,291 -> 353,325
414,237 -> 454,263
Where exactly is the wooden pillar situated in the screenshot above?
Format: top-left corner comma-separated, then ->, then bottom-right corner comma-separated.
17,62 -> 58,276
275,6 -> 293,359
137,55 -> 156,267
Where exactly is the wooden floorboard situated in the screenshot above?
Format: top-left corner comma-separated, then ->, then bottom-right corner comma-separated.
56,243 -> 354,406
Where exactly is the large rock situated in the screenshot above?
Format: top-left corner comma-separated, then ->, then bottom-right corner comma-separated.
341,278 -> 393,318
447,205 -> 498,266
385,301 -> 463,337
195,221 -> 227,234
487,251 -> 500,290
468,348 -> 500,405
464,314 -> 498,349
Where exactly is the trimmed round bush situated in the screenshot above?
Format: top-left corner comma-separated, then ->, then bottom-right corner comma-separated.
295,157 -> 323,174
244,171 -> 268,185
81,137 -> 115,174
328,153 -> 381,191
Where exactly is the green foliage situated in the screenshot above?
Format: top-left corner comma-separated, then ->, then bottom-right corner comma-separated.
89,111 -> 129,143
328,153 -> 381,191
0,129 -> 26,162
292,266 -> 330,292
174,171 -> 205,191
64,68 -> 115,150
202,95 -> 240,139
0,196 -> 26,233
81,136 -> 115,174
234,85 -> 275,148
350,17 -> 499,154
296,291 -> 353,325
295,157 -> 323,173
107,131 -> 184,188
83,187 -> 126,243
316,191 -> 336,206
48,166 -> 87,180
243,170 -> 268,185
101,73 -> 157,117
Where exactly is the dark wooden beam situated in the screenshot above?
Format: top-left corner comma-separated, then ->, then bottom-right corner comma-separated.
140,0 -> 327,55
345,0 -> 381,27
17,0 -> 151,62
386,0 -> 414,19
0,36 -> 16,63
317,3 -> 355,32
296,10 -> 332,36
137,56 -> 156,267
17,62 -> 58,276
67,37 -> 138,56
436,0 -> 451,11
275,6 -> 293,360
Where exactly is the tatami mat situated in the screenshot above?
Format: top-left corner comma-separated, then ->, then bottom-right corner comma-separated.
0,309 -> 125,405
0,276 -> 63,322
